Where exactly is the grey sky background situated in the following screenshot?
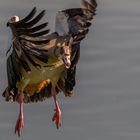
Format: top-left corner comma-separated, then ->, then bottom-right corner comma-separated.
1,0 -> 140,140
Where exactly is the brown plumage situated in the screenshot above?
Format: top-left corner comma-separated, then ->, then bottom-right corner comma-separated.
3,0 -> 97,137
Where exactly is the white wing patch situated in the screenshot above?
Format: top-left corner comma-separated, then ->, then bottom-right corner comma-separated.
55,11 -> 69,36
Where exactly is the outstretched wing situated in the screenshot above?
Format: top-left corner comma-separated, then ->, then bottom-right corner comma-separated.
4,8 -> 50,99
55,0 -> 97,93
56,0 -> 97,44
62,0 -> 97,50
7,7 -> 50,73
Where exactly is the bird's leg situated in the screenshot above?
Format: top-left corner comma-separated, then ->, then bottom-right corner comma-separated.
15,92 -> 24,137
51,88 -> 62,129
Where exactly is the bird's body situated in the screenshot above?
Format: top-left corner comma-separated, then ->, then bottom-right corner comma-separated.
5,33 -> 72,102
17,35 -> 66,94
16,41 -> 65,98
3,0 -> 97,137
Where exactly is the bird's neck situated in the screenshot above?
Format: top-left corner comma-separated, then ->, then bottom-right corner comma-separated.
42,39 -> 61,59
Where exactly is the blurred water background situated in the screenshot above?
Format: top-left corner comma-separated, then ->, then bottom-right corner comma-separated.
1,0 -> 140,140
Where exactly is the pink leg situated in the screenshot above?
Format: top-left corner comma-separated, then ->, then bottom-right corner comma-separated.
15,93 -> 24,137
51,88 -> 62,129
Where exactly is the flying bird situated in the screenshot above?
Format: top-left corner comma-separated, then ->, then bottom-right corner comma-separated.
3,0 -> 97,137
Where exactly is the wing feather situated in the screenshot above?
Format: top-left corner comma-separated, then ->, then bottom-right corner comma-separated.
56,0 -> 97,93
18,7 -> 37,24
7,8 -> 50,73
18,23 -> 48,34
22,29 -> 50,37
22,10 -> 46,28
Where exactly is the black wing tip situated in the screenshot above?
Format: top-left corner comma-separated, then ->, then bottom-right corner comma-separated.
33,6 -> 37,11
9,7 -> 49,37
38,9 -> 46,19
90,0 -> 98,7
43,22 -> 48,26
16,7 -> 37,25
30,6 -> 37,15
30,7 -> 46,15
13,7 -> 46,28
41,9 -> 46,14
82,0 -> 97,6
30,6 -> 37,14
26,29 -> 50,37
81,0 -> 97,12
22,9 -> 46,28
62,0 -> 97,18
91,0 -> 97,11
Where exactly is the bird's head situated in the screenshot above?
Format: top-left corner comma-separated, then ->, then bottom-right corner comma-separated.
55,44 -> 71,69
61,45 -> 71,69
7,16 -> 20,27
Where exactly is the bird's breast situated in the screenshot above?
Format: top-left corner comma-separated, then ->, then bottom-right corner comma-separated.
19,57 -> 65,87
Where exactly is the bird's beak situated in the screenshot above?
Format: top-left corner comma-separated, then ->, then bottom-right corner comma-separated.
62,56 -> 71,69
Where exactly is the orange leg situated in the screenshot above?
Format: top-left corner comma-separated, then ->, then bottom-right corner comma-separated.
15,93 -> 24,137
51,88 -> 62,129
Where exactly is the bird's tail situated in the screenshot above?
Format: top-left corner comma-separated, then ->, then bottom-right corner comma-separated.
2,87 -> 16,102
2,83 -> 53,103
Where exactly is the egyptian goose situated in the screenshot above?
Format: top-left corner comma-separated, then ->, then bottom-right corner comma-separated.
3,0 -> 97,137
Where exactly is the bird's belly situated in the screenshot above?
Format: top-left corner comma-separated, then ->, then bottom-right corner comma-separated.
29,62 -> 65,84
18,59 -> 66,90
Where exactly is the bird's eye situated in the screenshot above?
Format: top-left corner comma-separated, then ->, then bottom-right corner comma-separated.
60,47 -> 64,54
